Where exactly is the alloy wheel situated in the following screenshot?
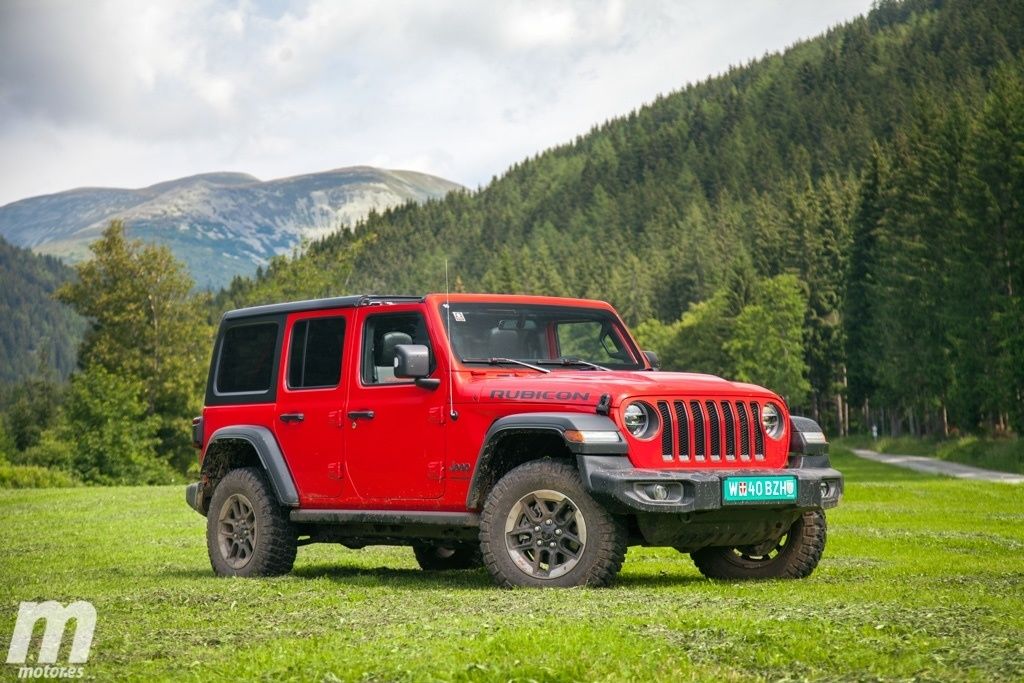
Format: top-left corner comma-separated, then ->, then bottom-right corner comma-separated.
217,493 -> 258,569
503,489 -> 587,579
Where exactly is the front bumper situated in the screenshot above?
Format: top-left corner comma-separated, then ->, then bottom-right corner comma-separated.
579,454 -> 843,514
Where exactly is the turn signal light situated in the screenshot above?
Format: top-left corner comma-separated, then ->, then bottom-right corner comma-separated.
563,430 -> 621,444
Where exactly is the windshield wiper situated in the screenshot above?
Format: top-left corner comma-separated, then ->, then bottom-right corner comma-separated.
537,358 -> 611,371
462,357 -> 551,373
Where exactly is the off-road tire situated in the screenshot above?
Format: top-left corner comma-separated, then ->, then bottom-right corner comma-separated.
691,509 -> 826,580
207,467 -> 297,577
413,543 -> 483,571
479,459 -> 627,588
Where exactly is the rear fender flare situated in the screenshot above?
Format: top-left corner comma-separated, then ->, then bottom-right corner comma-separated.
202,425 -> 299,507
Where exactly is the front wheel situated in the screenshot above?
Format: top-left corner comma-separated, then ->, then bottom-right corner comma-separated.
479,460 -> 626,588
690,509 -> 826,580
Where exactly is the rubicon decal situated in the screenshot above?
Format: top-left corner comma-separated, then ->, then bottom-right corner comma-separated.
489,390 -> 590,401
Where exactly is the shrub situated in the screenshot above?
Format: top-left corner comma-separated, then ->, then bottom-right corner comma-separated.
936,437 -> 1024,475
15,430 -> 76,470
0,463 -> 79,488
0,421 -> 15,463
17,366 -> 181,485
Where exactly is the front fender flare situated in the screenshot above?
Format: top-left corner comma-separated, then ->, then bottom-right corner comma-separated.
202,425 -> 300,507
465,412 -> 626,510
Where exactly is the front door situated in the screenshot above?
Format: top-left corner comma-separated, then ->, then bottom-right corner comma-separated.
344,307 -> 446,501
274,310 -> 350,504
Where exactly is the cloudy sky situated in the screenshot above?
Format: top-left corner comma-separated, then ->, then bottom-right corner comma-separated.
0,0 -> 873,206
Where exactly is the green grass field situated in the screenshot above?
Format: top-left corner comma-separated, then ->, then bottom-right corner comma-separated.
2,448 -> 1023,682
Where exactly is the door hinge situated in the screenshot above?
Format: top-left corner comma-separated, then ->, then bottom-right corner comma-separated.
427,460 -> 445,481
327,462 -> 344,480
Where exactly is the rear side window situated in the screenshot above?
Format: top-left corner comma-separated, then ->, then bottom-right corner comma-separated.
216,322 -> 278,394
288,317 -> 346,389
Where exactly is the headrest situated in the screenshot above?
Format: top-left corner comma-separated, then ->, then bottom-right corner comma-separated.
380,331 -> 412,363
490,328 -> 521,358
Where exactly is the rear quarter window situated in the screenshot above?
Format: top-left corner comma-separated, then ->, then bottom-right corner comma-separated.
216,322 -> 279,394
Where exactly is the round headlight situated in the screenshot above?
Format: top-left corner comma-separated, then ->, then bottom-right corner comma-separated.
761,403 -> 784,440
623,402 -> 658,438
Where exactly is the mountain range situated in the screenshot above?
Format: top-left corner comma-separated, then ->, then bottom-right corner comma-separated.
0,167 -> 462,289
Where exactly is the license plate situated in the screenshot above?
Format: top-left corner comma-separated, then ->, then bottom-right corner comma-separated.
723,476 -> 797,503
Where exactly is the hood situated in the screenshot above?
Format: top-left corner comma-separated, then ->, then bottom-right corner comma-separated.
466,370 -> 781,407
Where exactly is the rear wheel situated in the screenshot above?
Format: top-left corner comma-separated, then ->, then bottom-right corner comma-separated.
690,509 -> 826,580
207,467 -> 297,577
479,460 -> 626,588
413,543 -> 482,571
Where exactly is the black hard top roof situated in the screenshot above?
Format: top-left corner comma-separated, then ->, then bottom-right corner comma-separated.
221,294 -> 423,321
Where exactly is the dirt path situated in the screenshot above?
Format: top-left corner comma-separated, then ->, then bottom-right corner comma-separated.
852,449 -> 1024,484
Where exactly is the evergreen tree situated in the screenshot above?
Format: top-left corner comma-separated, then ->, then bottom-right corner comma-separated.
0,236 -> 84,383
872,96 -> 965,434
56,221 -> 210,470
726,275 -> 811,406
844,143 -> 889,422
2,376 -> 64,452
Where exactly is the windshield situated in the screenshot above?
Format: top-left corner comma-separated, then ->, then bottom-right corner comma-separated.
440,303 -> 643,371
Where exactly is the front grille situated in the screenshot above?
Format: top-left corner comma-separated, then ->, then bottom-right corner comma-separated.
751,401 -> 765,460
657,401 -> 673,461
706,400 -> 721,462
722,401 -> 737,461
673,401 -> 689,461
736,401 -> 752,461
660,398 -> 766,463
690,401 -> 706,460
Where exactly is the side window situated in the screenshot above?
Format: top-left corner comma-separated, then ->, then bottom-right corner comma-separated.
217,322 -> 278,394
361,312 -> 432,385
288,316 -> 346,390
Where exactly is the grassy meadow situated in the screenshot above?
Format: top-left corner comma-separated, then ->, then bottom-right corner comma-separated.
1,448 -> 1022,682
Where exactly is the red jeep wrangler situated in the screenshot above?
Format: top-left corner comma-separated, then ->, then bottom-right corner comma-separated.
186,294 -> 842,587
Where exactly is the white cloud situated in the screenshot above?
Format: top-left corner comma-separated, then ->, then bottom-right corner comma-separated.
0,0 -> 874,205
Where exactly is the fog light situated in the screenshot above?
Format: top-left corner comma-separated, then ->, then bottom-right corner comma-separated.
650,484 -> 669,501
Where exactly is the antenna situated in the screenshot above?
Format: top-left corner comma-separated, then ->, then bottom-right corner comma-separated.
445,259 -> 458,421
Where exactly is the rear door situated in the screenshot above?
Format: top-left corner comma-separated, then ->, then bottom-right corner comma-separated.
344,305 -> 446,501
274,310 -> 351,504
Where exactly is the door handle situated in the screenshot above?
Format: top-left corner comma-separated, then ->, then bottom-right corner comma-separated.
347,410 -> 375,420
279,413 -> 305,423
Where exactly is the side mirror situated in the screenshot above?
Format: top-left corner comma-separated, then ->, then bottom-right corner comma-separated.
394,344 -> 431,379
643,350 -> 661,370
